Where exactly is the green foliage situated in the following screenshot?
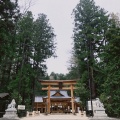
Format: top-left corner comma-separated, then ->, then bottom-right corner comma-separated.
9,11 -> 56,109
71,1 -> 120,117
75,79 -> 89,107
0,3 -> 56,110
71,0 -> 109,105
49,72 -> 68,80
0,0 -> 19,92
100,16 -> 120,117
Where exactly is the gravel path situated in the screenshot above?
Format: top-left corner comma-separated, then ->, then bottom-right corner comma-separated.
20,114 -> 88,120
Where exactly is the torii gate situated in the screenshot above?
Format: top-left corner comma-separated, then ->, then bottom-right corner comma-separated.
39,80 -> 77,114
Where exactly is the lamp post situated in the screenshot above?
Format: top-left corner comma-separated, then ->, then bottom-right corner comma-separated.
87,39 -> 94,117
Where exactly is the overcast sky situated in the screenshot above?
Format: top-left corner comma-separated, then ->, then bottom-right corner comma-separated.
19,0 -> 120,75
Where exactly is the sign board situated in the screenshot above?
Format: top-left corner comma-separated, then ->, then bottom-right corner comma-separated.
87,101 -> 96,110
18,105 -> 25,110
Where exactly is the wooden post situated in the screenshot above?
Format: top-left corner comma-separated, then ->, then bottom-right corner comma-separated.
37,103 -> 38,111
41,107 -> 43,113
47,85 -> 51,113
74,103 -> 76,113
71,84 -> 74,114
45,99 -> 47,114
51,103 -> 52,113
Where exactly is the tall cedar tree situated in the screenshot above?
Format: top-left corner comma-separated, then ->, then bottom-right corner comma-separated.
31,13 -> 56,109
0,0 -> 19,92
72,0 -> 108,104
8,12 -> 56,110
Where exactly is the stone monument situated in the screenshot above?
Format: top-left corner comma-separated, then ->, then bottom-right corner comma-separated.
93,98 -> 107,118
2,99 -> 19,120
89,98 -> 119,120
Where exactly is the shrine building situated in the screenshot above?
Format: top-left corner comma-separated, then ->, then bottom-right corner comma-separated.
34,80 -> 81,114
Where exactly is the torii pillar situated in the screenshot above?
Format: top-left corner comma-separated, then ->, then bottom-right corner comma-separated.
71,84 -> 75,114
47,85 -> 51,114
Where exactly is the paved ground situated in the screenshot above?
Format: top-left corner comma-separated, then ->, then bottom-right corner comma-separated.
20,113 -> 88,120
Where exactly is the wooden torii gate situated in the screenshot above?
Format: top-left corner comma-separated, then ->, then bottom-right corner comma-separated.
39,80 -> 77,114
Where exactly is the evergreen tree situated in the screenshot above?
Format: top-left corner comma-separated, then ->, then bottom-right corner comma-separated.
33,13 -> 56,78
8,11 -> 56,110
72,0 -> 109,104
100,14 -> 120,117
0,0 -> 19,92
49,72 -> 67,80
66,52 -> 80,79
31,13 -> 56,109
8,11 -> 34,107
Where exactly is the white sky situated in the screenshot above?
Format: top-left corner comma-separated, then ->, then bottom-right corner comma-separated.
19,0 -> 120,75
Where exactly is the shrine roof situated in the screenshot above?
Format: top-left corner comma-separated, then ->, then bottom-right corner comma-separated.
35,96 -> 45,102
0,93 -> 9,98
34,90 -> 80,102
50,90 -> 69,97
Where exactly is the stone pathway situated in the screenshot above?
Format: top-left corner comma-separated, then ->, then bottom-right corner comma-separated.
20,113 -> 88,120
